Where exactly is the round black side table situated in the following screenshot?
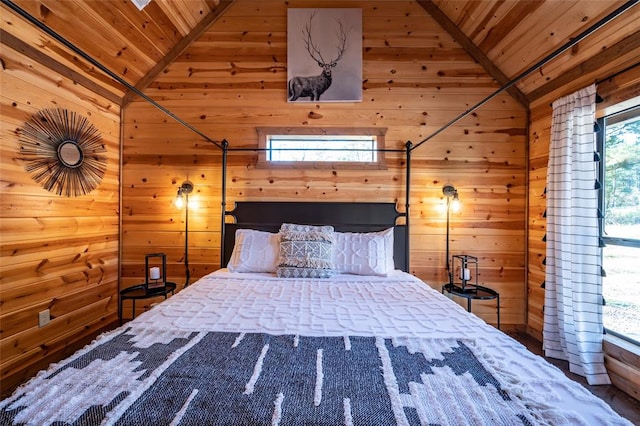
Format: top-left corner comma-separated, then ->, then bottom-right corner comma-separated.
442,283 -> 500,329
119,282 -> 177,324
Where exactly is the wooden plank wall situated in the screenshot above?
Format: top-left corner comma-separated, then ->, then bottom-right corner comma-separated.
528,66 -> 640,399
0,9 -> 121,394
122,0 -> 527,327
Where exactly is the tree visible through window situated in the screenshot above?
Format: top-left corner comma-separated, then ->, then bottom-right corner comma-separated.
598,105 -> 640,345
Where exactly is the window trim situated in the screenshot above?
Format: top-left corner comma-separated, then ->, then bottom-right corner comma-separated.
256,127 -> 387,169
597,105 -> 640,347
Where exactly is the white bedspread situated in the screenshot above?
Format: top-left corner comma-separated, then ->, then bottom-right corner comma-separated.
2,270 -> 632,425
133,270 -> 483,338
128,269 -> 631,425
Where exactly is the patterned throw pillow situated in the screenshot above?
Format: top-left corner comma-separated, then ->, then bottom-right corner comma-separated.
277,223 -> 335,278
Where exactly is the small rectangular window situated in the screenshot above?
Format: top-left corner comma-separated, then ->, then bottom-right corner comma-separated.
267,135 -> 377,162
257,127 -> 387,169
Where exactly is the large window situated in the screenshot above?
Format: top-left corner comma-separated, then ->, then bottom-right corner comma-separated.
256,127 -> 387,169
597,105 -> 640,345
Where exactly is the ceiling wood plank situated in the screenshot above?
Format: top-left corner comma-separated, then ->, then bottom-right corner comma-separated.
0,29 -> 122,104
477,1 -> 545,53
122,0 -> 236,106
417,0 -> 529,108
527,30 -> 640,102
140,1 -> 183,48
466,2 -> 502,43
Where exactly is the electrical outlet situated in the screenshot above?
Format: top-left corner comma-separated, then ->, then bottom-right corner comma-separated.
38,309 -> 50,327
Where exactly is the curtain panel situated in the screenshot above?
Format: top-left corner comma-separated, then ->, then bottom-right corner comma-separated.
543,83 -> 610,385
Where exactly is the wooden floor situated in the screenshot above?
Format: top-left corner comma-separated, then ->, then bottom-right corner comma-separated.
510,332 -> 640,424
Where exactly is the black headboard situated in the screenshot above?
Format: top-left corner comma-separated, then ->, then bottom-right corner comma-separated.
222,202 -> 408,272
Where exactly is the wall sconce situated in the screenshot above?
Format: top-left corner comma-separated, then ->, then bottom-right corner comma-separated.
175,181 -> 193,287
443,184 -> 461,284
175,181 -> 193,209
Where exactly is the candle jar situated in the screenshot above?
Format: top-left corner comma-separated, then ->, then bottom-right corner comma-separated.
149,267 -> 161,280
459,267 -> 471,281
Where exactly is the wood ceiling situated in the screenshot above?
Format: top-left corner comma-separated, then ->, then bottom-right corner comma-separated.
2,0 -> 639,106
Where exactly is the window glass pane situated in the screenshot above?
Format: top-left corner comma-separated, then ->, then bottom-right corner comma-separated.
256,127 -> 386,170
604,110 -> 640,240
603,245 -> 640,343
267,135 -> 377,162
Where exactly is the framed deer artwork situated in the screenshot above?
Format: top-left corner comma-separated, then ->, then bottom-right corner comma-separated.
287,8 -> 362,103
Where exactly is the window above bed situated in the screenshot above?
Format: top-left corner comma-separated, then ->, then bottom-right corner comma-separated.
256,127 -> 387,169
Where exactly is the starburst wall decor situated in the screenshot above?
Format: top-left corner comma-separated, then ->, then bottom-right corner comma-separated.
19,108 -> 107,197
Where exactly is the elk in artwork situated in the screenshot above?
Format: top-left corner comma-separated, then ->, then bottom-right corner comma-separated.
288,11 -> 348,102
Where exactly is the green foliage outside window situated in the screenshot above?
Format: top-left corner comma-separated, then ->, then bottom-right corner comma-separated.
604,111 -> 640,234
601,106 -> 640,344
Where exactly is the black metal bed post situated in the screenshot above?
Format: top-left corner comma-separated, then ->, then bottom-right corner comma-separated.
404,141 -> 412,272
220,140 -> 228,269
445,196 -> 451,284
184,190 -> 190,287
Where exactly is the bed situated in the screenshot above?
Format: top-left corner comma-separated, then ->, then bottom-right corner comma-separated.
0,202 -> 633,425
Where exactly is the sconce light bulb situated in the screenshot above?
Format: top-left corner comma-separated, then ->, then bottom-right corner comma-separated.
451,197 -> 461,213
175,193 -> 184,209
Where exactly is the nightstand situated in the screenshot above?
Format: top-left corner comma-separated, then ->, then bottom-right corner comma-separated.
119,282 -> 177,325
442,283 -> 500,329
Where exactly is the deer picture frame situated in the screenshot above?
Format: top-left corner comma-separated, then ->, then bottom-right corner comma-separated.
287,8 -> 362,103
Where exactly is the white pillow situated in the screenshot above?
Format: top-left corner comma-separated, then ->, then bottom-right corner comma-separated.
227,229 -> 279,273
333,228 -> 394,276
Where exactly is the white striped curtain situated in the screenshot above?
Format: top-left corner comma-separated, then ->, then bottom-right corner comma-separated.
544,83 -> 610,385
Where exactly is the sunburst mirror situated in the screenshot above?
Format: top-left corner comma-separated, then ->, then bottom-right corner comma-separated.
19,108 -> 107,197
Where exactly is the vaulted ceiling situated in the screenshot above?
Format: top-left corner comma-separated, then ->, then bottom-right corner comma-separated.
2,0 -> 639,106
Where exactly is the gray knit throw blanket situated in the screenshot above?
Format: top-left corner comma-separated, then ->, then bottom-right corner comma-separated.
1,329 -> 540,425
